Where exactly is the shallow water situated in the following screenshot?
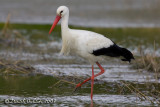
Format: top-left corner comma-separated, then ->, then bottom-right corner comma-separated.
0,75 -> 159,106
0,94 -> 157,106
0,26 -> 160,106
34,64 -> 157,83
0,41 -> 159,106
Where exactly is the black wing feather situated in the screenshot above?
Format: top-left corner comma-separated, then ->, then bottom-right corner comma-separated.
92,43 -> 134,62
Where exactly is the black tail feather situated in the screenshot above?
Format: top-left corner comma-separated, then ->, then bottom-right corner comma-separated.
92,43 -> 134,63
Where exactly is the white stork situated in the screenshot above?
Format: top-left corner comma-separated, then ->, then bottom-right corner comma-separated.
49,6 -> 134,100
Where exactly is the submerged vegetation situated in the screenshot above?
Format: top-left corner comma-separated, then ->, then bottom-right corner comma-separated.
0,59 -> 35,74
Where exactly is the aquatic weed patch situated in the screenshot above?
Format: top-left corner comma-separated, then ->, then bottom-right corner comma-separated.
0,60 -> 35,74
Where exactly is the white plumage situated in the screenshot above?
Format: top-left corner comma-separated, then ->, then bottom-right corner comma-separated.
52,6 -> 114,64
49,6 -> 134,101
61,29 -> 114,64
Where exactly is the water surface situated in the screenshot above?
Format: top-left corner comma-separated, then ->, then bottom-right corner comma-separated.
0,25 -> 160,106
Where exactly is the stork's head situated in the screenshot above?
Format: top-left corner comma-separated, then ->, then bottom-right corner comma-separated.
56,6 -> 69,17
49,6 -> 69,34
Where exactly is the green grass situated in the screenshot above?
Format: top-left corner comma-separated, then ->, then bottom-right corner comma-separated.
1,22 -> 160,47
1,23 -> 160,36
1,23 -> 160,37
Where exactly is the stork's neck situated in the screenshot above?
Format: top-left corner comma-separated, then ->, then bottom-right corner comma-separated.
61,13 -> 69,31
60,13 -> 72,56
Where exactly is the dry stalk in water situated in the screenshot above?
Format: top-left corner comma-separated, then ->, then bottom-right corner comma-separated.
120,81 -> 160,104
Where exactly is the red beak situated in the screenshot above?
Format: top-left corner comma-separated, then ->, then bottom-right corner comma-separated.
49,15 -> 61,34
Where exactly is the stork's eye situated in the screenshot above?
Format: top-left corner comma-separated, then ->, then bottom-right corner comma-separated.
60,11 -> 63,14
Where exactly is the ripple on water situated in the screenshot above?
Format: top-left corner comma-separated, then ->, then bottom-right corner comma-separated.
34,64 -> 159,83
0,95 -> 157,106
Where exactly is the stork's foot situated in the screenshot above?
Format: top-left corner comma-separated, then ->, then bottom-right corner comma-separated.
73,83 -> 82,93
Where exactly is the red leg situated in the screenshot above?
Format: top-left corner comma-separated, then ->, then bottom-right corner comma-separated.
91,65 -> 94,100
90,100 -> 93,107
75,62 -> 105,89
